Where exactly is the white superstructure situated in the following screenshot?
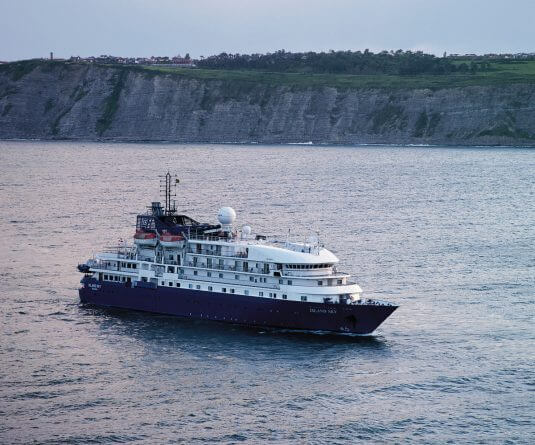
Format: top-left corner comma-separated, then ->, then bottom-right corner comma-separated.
85,206 -> 373,306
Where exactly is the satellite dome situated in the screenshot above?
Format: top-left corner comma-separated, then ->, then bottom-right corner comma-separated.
217,207 -> 236,225
242,225 -> 252,236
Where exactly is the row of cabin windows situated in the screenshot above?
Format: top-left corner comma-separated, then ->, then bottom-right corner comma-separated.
287,264 -> 330,269
164,268 -> 340,288
103,274 -> 129,282
318,279 -> 344,286
168,263 -> 332,287
189,270 -> 272,284
186,258 -> 334,275
158,280 -> 290,300
121,262 -> 137,269
169,267 -> 331,289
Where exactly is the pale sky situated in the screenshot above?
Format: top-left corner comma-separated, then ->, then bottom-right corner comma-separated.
1,0 -> 534,61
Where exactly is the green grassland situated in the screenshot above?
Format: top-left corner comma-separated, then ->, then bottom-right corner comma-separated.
138,59 -> 535,89
2,59 -> 535,90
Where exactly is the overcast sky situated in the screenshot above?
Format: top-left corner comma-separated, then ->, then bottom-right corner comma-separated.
1,0 -> 534,61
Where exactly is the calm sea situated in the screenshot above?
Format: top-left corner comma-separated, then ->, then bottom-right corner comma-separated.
0,141 -> 534,444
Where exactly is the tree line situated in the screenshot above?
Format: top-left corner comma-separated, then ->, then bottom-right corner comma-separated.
196,50 -> 491,75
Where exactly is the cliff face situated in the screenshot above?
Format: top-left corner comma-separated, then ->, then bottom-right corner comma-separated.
1,63 -> 535,145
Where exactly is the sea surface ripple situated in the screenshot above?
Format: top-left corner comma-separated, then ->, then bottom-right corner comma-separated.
0,141 -> 534,444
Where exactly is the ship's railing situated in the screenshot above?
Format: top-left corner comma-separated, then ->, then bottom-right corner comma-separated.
168,274 -> 280,290
186,262 -> 268,275
351,298 -> 396,307
88,259 -> 139,274
186,248 -> 248,258
187,234 -> 231,242
99,244 -> 136,260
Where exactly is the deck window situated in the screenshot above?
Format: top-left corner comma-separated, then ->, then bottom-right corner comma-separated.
208,286 -> 212,291
244,290 -> 249,295
219,273 -> 223,278
337,279 -> 343,285
169,282 -> 173,287
287,280 -> 292,285
282,294 -> 287,300
189,284 -> 193,289
301,296 -> 307,301
222,288 -> 227,293
196,285 -> 201,290
259,291 -> 264,296
318,281 -> 323,286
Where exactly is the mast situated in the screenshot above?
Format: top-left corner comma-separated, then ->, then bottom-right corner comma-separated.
159,171 -> 179,215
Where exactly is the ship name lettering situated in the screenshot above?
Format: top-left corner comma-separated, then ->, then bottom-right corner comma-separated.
310,308 -> 336,314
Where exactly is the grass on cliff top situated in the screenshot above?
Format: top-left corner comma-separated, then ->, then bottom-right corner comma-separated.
137,60 -> 535,89
2,59 -> 535,89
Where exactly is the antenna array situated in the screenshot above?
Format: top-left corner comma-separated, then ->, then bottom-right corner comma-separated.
159,172 -> 179,215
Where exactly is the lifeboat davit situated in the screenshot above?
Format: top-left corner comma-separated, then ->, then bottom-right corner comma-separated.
160,233 -> 184,248
133,230 -> 158,246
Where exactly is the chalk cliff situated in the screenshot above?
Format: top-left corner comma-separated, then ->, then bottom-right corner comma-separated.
1,62 -> 534,146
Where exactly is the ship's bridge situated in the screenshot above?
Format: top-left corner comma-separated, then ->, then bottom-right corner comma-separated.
244,243 -> 338,278
246,243 -> 338,265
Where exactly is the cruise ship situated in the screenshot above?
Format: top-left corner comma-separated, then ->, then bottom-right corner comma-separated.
78,173 -> 398,334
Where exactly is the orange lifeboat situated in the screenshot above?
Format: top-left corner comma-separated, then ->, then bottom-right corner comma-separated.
133,230 -> 158,247
160,232 -> 184,248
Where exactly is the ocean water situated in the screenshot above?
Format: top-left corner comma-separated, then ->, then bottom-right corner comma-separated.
0,141 -> 533,444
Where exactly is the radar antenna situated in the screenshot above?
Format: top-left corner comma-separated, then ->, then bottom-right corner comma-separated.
159,171 -> 179,215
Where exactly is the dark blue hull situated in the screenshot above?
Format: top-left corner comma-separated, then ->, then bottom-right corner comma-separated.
79,278 -> 397,335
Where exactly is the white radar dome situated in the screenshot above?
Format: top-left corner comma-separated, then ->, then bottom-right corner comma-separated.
242,225 -> 252,236
217,207 -> 236,225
